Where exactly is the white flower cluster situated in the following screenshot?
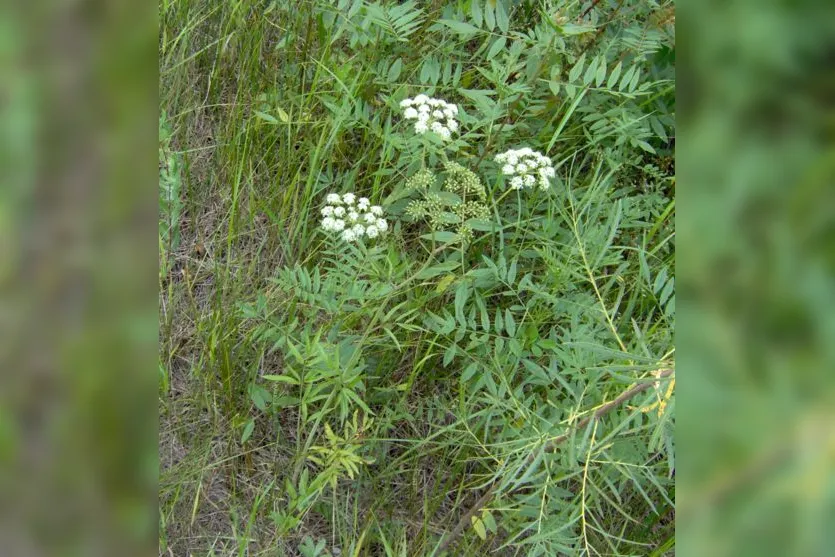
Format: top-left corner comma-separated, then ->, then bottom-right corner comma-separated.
399,95 -> 459,140
320,192 -> 388,242
495,148 -> 556,190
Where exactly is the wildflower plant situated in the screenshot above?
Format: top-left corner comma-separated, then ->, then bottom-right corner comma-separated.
495,148 -> 556,190
321,192 -> 388,242
191,4 -> 677,554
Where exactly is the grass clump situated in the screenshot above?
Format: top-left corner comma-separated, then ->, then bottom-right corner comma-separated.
160,1 -> 675,555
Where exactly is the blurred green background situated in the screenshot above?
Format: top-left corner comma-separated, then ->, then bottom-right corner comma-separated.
0,0 -> 157,555
678,0 -> 835,555
1,0 -> 834,555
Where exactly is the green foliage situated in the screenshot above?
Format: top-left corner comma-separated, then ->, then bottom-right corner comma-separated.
263,334 -> 372,424
158,110 -> 182,277
298,535 -> 331,557
160,0 -> 675,555
308,412 -> 375,489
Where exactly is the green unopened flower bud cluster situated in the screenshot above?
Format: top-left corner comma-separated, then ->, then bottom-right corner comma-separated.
442,161 -> 486,200
457,201 -> 490,221
406,191 -> 445,229
405,168 -> 436,191
404,164 -> 490,245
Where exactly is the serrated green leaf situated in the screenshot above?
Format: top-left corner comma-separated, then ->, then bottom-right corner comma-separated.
494,308 -> 504,334
241,419 -> 255,444
569,53 -> 585,83
249,384 -> 269,411
538,339 -> 558,350
263,374 -> 298,384
274,396 -> 300,408
495,0 -> 509,32
507,258 -> 518,284
466,218 -> 495,231
595,57 -> 607,86
387,58 -> 402,81
435,190 -> 462,204
435,273 -> 456,294
443,343 -> 457,367
508,338 -> 522,356
454,281 -> 470,327
471,516 -> 487,540
504,309 -> 516,337
438,19 -> 481,36
484,0 -> 495,31
420,58 -> 433,83
650,115 -> 668,142
561,23 -> 595,35
416,261 -> 461,279
470,0 -> 483,27
254,110 -> 278,124
486,36 -> 506,60
345,389 -> 374,415
583,55 -> 598,85
482,509 -> 497,533
660,277 -> 675,306
607,60 -> 622,89
441,313 -> 456,335
634,138 -> 656,154
420,231 -> 461,243
654,267 -> 669,293
619,66 -> 636,91
458,88 -> 496,112
629,67 -> 641,91
522,359 -> 550,383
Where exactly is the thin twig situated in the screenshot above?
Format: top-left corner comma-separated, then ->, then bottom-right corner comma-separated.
580,0 -> 603,20
433,368 -> 674,555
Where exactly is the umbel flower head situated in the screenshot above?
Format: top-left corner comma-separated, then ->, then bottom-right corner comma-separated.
495,147 -> 556,190
399,95 -> 459,141
321,193 -> 388,243
404,163 -> 489,244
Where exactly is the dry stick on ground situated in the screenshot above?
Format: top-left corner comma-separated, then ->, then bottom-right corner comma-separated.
433,368 -> 674,556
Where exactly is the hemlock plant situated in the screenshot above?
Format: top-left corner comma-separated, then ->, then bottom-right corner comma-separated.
160,1 -> 675,554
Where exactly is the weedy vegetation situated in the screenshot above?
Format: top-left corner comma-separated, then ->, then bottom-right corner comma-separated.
159,0 -> 675,555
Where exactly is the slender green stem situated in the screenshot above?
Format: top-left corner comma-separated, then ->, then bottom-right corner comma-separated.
515,190 -> 523,234
493,186 -> 515,206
